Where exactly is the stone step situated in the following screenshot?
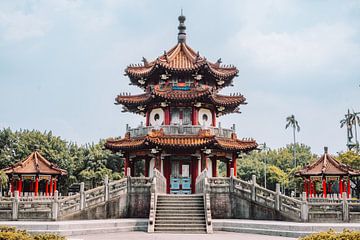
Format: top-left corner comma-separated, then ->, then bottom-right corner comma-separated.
157,202 -> 203,205
156,216 -> 205,220
155,220 -> 205,224
155,223 -> 206,227
154,226 -> 206,232
156,210 -> 205,215
157,200 -> 204,203
155,213 -> 205,218
156,206 -> 204,210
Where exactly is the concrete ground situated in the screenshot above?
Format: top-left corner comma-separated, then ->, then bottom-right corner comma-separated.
68,231 -> 297,240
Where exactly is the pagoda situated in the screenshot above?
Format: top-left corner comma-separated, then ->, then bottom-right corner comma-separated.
106,14 -> 258,194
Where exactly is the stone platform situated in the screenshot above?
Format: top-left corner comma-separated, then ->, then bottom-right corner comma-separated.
1,219 -> 360,238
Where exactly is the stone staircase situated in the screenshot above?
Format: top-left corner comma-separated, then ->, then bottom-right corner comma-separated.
154,194 -> 207,233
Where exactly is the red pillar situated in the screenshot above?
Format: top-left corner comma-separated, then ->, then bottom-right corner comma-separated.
212,158 -> 217,177
53,178 -> 57,193
145,111 -> 149,126
144,158 -> 150,177
163,157 -> 171,194
10,179 -> 14,194
339,176 -> 343,197
45,180 -> 49,196
192,107 -> 198,125
226,160 -> 230,177
230,153 -> 237,177
164,107 -> 170,125
18,177 -> 22,196
322,178 -> 327,198
304,179 -> 308,198
124,155 -> 129,176
212,110 -> 216,127
200,153 -> 208,171
309,177 -> 312,198
35,176 -> 39,196
154,154 -> 161,172
49,177 -> 53,196
347,178 -> 351,198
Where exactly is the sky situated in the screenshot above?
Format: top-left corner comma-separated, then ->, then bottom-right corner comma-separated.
0,0 -> 359,154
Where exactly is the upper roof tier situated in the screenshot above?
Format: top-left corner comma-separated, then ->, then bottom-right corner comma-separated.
296,147 -> 360,177
2,151 -> 67,176
125,14 -> 239,88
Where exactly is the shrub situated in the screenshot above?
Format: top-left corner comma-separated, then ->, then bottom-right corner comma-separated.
0,226 -> 65,240
299,229 -> 360,240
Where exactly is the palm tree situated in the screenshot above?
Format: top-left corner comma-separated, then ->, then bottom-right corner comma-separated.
285,115 -> 300,167
340,109 -> 360,152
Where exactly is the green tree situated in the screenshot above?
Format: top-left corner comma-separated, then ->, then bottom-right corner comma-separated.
337,151 -> 360,198
0,170 -> 8,196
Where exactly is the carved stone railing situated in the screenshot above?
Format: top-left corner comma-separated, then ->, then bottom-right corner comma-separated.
148,169 -> 167,233
128,125 -> 234,138
195,169 -> 213,233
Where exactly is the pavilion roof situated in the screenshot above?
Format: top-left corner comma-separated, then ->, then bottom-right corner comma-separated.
2,151 -> 67,176
105,129 -> 257,152
125,42 -> 238,81
296,147 -> 360,177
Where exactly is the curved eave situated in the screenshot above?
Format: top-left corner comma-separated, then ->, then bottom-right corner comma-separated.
211,94 -> 246,107
214,138 -> 258,151
115,93 -> 152,106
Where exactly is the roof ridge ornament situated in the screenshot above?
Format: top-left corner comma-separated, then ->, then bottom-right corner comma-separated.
177,10 -> 186,43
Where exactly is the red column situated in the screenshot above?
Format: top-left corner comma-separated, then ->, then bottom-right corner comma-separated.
124,155 -> 129,176
18,177 -> 22,196
154,154 -> 161,172
231,153 -> 237,177
322,178 -> 327,198
145,111 -> 149,126
304,179 -> 308,198
163,157 -> 171,194
212,110 -> 216,127
35,176 -> 39,196
144,158 -> 150,177
10,179 -> 14,194
49,177 -> 53,196
53,178 -> 57,193
226,160 -> 231,177
309,178 -> 312,198
45,180 -> 49,196
212,158 -> 217,177
339,176 -> 343,197
347,178 -> 351,198
164,107 -> 170,125
200,153 -> 208,171
192,107 -> 198,125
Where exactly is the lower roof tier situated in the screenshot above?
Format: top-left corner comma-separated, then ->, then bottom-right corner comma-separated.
105,128 -> 257,152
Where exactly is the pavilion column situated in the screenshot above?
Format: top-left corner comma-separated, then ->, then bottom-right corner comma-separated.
164,107 -> 171,125
200,152 -> 208,171
124,154 -> 129,176
154,154 -> 162,173
212,157 -> 217,177
144,158 -> 150,177
53,178 -> 57,194
304,179 -> 308,198
192,157 -> 199,194
347,178 -> 351,198
18,177 -> 22,196
49,177 -> 53,196
339,176 -> 343,197
192,107 -> 198,125
230,153 -> 237,177
35,176 -> 39,197
10,179 -> 14,194
212,110 -> 216,127
130,160 -> 135,177
226,160 -> 231,177
145,111 -> 150,126
45,180 -> 49,196
322,177 -> 327,198
309,177 -> 312,198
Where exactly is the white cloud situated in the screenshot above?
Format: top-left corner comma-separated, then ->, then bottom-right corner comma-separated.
228,23 -> 360,77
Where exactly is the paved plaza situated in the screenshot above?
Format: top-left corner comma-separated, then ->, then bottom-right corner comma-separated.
68,232 -> 296,240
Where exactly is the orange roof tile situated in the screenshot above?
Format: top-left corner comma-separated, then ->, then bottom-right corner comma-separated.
105,129 -> 257,152
126,43 -> 238,79
2,151 -> 67,176
297,148 -> 360,176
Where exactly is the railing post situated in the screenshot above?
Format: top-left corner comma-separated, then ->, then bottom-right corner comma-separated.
275,183 -> 280,211
342,192 -> 349,222
104,175 -> 109,202
300,192 -> 308,222
127,167 -> 131,177
12,190 -> 19,220
52,190 -> 59,221
80,182 -> 85,210
230,167 -> 234,178
251,175 -> 256,202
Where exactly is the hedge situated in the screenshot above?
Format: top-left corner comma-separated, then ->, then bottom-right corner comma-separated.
0,226 -> 65,240
299,229 -> 360,240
